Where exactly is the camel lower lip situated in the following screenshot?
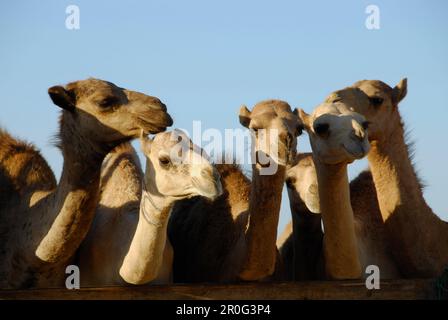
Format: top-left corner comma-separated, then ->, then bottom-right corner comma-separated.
142,126 -> 168,134
342,144 -> 365,159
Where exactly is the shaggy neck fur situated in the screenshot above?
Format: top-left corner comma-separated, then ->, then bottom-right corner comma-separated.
368,114 -> 448,277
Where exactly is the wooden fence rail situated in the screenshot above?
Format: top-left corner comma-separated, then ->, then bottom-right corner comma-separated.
0,279 -> 441,300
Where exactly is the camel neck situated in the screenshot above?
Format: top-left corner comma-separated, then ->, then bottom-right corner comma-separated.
33,113 -> 109,264
140,178 -> 173,223
314,160 -> 361,279
119,179 -> 172,284
59,114 -> 108,185
368,125 -> 427,222
239,162 -> 286,280
367,122 -> 448,276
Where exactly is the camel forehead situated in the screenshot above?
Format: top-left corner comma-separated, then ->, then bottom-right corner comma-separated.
313,102 -> 349,118
153,130 -> 191,148
67,78 -> 122,98
312,103 -> 365,126
352,80 -> 393,97
326,87 -> 370,107
325,88 -> 370,116
251,100 -> 292,117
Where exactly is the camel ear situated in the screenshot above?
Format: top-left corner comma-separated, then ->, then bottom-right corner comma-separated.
48,86 -> 75,112
392,78 -> 407,105
298,109 -> 311,130
239,105 -> 251,128
140,130 -> 153,155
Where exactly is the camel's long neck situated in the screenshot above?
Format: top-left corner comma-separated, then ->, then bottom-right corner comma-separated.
315,161 -> 361,279
368,123 -> 426,222
34,114 -> 107,264
119,177 -> 172,284
289,199 -> 323,281
368,122 -> 448,276
239,163 -> 285,281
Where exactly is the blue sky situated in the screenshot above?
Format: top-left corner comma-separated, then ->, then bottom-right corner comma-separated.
1,0 -> 447,234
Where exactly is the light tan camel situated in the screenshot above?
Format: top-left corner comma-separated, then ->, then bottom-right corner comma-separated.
78,130 -> 222,286
327,79 -> 448,277
279,153 -> 400,280
0,78 -> 172,288
168,100 -> 302,282
298,101 -> 370,279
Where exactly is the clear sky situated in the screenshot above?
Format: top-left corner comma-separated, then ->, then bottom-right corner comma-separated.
1,0 -> 447,234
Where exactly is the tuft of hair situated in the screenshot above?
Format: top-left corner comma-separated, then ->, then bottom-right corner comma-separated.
403,123 -> 426,191
213,153 -> 250,179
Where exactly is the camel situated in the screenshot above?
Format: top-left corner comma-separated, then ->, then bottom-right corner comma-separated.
297,101 -> 371,279
0,78 -> 172,288
277,153 -> 324,280
77,130 -> 222,286
279,152 -> 400,280
168,100 -> 302,282
326,79 -> 448,277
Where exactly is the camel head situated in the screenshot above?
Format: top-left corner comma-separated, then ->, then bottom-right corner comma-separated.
286,153 -> 320,214
239,100 -> 303,169
140,129 -> 223,201
327,79 -> 407,142
48,78 -> 173,149
299,102 -> 370,165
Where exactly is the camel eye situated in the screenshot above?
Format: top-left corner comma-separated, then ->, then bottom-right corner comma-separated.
362,121 -> 371,130
159,156 -> 171,167
369,97 -> 384,108
296,124 -> 303,136
98,96 -> 119,108
314,123 -> 329,136
285,177 -> 296,189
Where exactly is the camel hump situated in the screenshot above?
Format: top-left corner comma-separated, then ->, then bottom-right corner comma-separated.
0,128 -> 56,203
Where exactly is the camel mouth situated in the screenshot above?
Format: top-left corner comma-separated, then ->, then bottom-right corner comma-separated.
138,117 -> 173,135
191,176 -> 223,201
342,143 -> 367,160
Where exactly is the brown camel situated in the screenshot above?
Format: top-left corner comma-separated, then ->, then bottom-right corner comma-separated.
78,130 -> 222,286
327,78 -> 448,277
0,78 -> 172,288
168,100 -> 302,282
